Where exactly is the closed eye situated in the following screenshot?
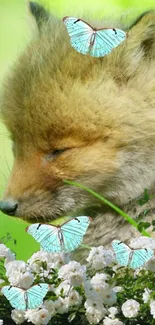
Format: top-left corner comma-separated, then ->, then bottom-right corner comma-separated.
46,148 -> 69,161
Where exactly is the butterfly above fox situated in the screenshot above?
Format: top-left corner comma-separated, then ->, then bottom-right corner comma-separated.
63,16 -> 127,58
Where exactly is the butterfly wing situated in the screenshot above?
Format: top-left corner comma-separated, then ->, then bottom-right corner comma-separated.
1,286 -> 26,310
27,223 -> 61,253
63,17 -> 93,55
60,216 -> 91,252
27,284 -> 49,309
130,249 -> 154,269
112,240 -> 131,267
90,28 -> 126,57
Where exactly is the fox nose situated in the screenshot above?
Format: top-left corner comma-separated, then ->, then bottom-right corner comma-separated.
0,199 -> 18,216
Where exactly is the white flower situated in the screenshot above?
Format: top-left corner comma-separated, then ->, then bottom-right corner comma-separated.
103,317 -> 123,325
90,273 -> 109,294
55,280 -> 70,296
0,244 -> 15,265
145,256 -> 155,271
28,251 -> 69,274
11,310 -> 25,324
108,307 -> 118,319
0,279 -> 5,285
68,289 -> 82,306
87,246 -> 115,270
6,260 -> 30,276
0,320 -> 3,325
142,288 -> 151,303
43,300 -> 56,316
130,236 -> 155,249
53,297 -> 69,314
150,300 -> 155,318
102,289 -> 117,306
58,261 -> 86,286
121,299 -> 140,318
5,260 -> 34,289
25,308 -> 51,325
85,299 -> 106,324
113,287 -> 123,293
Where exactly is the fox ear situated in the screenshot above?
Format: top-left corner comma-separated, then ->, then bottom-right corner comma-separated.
28,1 -> 50,31
120,11 -> 155,77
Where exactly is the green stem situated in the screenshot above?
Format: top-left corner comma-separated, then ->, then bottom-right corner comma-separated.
63,180 -> 151,237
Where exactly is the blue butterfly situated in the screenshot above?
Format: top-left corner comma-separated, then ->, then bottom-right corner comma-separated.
112,240 -> 154,269
1,283 -> 49,310
26,216 -> 91,253
63,16 -> 126,58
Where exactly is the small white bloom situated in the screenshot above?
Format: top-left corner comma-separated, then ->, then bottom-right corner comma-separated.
28,251 -> 69,273
108,307 -> 118,319
55,280 -> 70,296
130,236 -> 155,250
85,299 -> 106,324
0,320 -> 3,325
6,260 -> 34,288
6,260 -> 29,276
103,317 -> 123,325
53,297 -> 69,314
43,300 -> 56,316
102,289 -> 117,306
11,310 -> 25,324
58,261 -> 86,286
87,246 -> 115,270
113,287 -> 123,293
25,308 -> 51,325
90,273 -> 109,295
0,244 -> 15,265
142,288 -> 151,303
150,300 -> 155,318
68,289 -> 82,306
0,279 -> 5,285
122,299 -> 140,318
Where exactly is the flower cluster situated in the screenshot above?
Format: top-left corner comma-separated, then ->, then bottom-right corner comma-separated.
0,237 -> 155,325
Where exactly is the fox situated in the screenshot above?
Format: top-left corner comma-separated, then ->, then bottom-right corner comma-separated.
0,2 -> 155,259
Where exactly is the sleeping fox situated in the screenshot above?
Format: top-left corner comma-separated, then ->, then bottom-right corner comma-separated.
0,2 -> 155,258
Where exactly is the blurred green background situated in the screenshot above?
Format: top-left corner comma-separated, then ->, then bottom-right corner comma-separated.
0,0 -> 155,260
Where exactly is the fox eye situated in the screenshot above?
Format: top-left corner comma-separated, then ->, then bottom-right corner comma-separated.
46,149 -> 68,161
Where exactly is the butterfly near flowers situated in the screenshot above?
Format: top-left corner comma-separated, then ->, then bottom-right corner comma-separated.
112,240 -> 154,269
26,216 -> 91,253
1,283 -> 49,311
63,16 -> 126,58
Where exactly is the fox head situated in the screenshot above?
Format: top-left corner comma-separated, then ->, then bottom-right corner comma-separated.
1,3 -> 155,223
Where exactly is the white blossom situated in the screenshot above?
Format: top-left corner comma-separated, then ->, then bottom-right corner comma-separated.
130,236 -> 155,250
43,300 -> 56,316
28,251 -> 69,274
108,307 -> 118,319
11,310 -> 25,324
55,280 -> 70,296
103,317 -> 124,325
150,300 -> 155,318
53,297 -> 69,314
5,260 -> 34,289
25,308 -> 51,325
58,261 -> 86,286
85,299 -> 106,324
121,299 -> 140,318
0,320 -> 3,325
142,288 -> 151,303
87,246 -> 115,270
0,244 -> 15,265
68,289 -> 83,306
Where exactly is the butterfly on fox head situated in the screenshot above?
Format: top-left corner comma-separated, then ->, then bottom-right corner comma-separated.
26,216 -> 91,253
1,283 -> 49,311
63,16 -> 126,58
112,240 -> 154,269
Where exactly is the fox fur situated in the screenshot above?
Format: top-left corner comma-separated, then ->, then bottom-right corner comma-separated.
1,2 -> 155,258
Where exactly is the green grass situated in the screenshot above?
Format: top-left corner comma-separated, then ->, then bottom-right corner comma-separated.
0,0 -> 155,260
